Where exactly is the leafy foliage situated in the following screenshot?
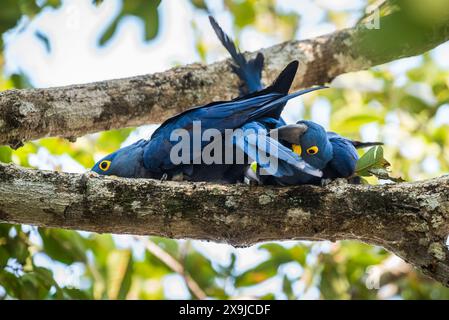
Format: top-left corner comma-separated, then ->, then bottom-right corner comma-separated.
98,0 -> 161,46
355,146 -> 404,182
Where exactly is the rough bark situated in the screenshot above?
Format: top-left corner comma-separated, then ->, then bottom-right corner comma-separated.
0,163 -> 448,286
1,12 -> 449,148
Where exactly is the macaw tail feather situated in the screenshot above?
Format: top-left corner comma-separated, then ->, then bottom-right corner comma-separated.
351,141 -> 384,149
209,16 -> 264,94
248,85 -> 327,121
266,60 -> 299,94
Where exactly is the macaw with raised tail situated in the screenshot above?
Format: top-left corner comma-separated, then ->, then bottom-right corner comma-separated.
207,17 -> 327,182
208,17 -> 383,185
91,27 -> 325,182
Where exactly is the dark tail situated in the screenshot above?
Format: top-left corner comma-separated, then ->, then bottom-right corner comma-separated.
266,60 -> 300,94
247,61 -> 326,120
248,86 -> 328,121
351,141 -> 384,149
264,60 -> 327,95
264,60 -> 328,94
209,16 -> 264,94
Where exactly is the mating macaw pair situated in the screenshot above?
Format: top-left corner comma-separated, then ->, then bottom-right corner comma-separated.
92,17 -> 380,185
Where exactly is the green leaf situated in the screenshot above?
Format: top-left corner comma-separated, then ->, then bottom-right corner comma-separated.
225,0 -> 256,29
62,287 -> 92,300
85,233 -> 116,267
282,274 -> 295,300
134,259 -> 171,279
6,232 -> 30,264
11,142 -> 38,167
33,266 -> 57,292
235,260 -> 279,287
190,0 -> 208,11
150,237 -> 179,258
18,0 -> 41,17
95,128 -> 134,154
339,114 -> 384,127
0,246 -> 9,268
0,146 -> 12,163
92,0 -> 104,6
258,293 -> 276,300
184,251 -> 217,292
0,270 -> 22,298
0,1 -> 22,37
39,229 -> 87,265
98,0 -> 161,46
106,249 -> 133,300
260,243 -> 308,265
235,244 -> 309,287
21,270 -> 54,299
355,146 -> 390,176
355,146 -> 404,182
43,0 -> 62,9
10,72 -> 32,89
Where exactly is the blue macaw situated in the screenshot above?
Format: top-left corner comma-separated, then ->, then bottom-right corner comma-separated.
207,17 -> 326,181
91,20 -> 325,181
246,122 -> 382,185
207,17 -> 383,185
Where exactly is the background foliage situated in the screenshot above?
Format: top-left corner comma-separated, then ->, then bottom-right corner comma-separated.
0,0 -> 449,299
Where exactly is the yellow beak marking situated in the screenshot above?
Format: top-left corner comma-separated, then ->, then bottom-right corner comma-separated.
292,144 -> 302,156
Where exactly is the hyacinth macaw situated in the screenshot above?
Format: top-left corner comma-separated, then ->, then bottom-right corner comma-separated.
91,18 -> 325,181
208,17 -> 382,185
245,122 -> 382,185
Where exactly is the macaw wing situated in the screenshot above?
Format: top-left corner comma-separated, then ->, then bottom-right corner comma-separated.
152,92 -> 282,138
143,92 -> 282,172
144,88 -> 325,173
234,121 -> 323,178
326,133 -> 358,178
150,60 -> 304,140
144,62 -> 325,173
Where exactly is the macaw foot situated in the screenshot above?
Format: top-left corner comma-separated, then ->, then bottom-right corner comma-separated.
244,176 -> 260,186
171,173 -> 184,182
83,171 -> 100,179
160,173 -> 168,182
243,164 -> 261,186
347,176 -> 363,184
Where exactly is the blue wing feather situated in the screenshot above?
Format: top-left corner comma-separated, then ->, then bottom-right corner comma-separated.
233,121 -> 323,178
325,132 -> 359,178
209,16 -> 264,93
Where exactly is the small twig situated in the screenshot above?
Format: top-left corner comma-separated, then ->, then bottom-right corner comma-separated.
137,236 -> 207,300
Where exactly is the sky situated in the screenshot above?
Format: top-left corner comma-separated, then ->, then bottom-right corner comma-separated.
3,0 -> 449,299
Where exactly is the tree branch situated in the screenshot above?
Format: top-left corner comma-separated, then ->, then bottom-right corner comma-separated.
0,163 -> 448,286
1,12 -> 448,148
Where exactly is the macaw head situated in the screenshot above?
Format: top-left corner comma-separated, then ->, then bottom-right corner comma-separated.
91,140 -> 147,177
271,120 -> 333,170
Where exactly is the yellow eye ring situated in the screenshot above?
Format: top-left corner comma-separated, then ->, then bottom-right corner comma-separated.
99,160 -> 111,171
306,146 -> 319,155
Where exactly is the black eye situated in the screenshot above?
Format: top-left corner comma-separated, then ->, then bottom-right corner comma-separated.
99,160 -> 111,171
306,146 -> 319,155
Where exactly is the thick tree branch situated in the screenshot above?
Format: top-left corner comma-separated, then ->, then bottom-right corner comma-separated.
0,163 -> 448,286
1,12 -> 449,148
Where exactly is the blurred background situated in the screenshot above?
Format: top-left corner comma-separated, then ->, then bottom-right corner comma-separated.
0,0 -> 449,299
